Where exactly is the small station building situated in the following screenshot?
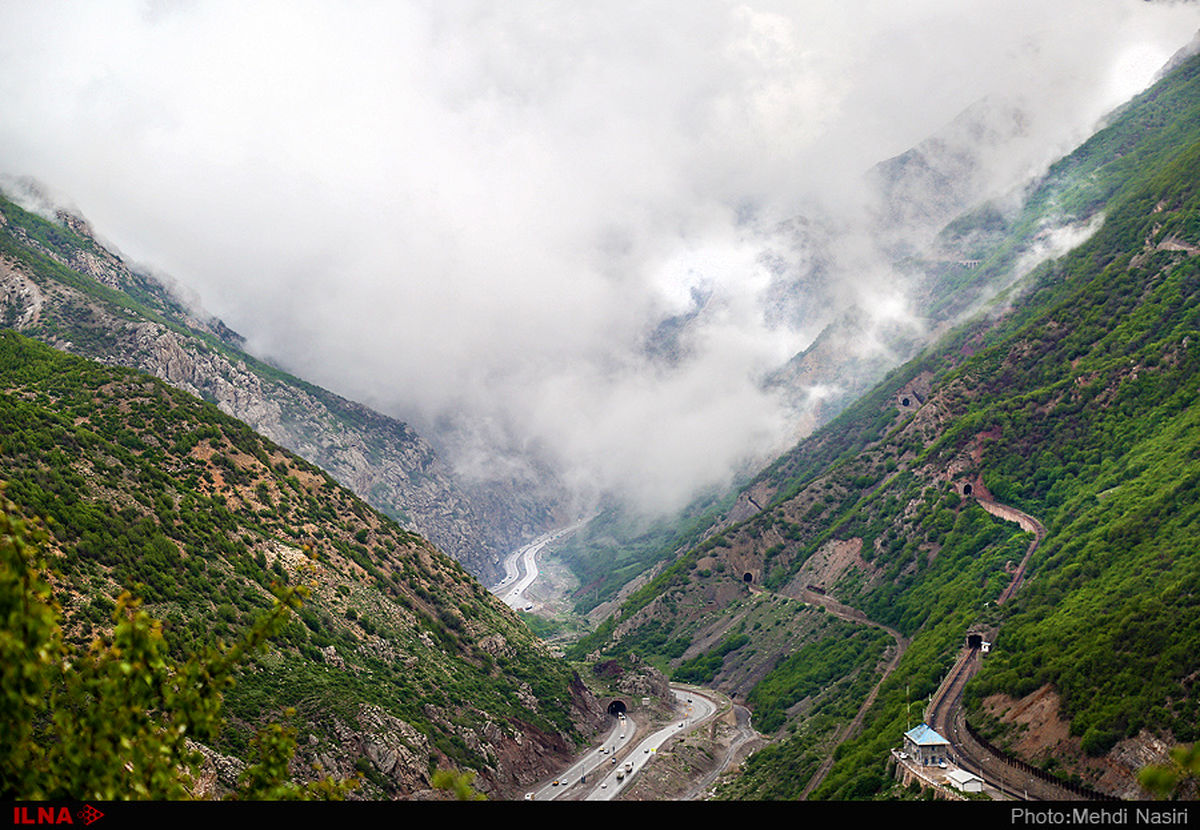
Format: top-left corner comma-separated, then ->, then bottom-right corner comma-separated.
902,723 -> 951,766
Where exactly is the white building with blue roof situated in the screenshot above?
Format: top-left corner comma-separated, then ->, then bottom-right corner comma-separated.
903,723 -> 951,766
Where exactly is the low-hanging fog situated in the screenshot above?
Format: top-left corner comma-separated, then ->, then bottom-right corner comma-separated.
2,1 -> 1197,515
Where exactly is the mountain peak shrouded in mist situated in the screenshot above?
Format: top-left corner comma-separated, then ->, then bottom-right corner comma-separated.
866,95 -> 1035,253
1,2 -> 1198,518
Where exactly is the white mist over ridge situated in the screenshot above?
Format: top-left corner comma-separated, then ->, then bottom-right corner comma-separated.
1,1 -> 1197,515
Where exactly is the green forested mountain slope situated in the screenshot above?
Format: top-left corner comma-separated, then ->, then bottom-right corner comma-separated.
575,51 -> 1200,800
555,49 -> 1200,624
803,122 -> 1200,804
917,44 -> 1200,321
941,139 -> 1200,761
0,331 -> 601,798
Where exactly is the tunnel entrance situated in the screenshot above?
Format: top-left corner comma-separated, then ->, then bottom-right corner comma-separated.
901,397 -> 910,407
967,633 -> 983,650
743,572 -> 753,584
963,483 -> 973,496
607,700 -> 627,717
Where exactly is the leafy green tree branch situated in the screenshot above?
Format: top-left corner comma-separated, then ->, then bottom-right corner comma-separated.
0,497 -> 355,800
1139,744 -> 1200,800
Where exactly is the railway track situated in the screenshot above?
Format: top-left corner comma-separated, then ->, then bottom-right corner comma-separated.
921,496 -> 1104,801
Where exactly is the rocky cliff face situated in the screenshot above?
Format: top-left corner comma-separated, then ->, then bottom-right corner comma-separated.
0,188 -> 556,580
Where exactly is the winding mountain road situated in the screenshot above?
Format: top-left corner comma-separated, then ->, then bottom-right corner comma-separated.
924,643 -> 1079,800
490,522 -> 737,801
583,687 -> 719,800
975,498 -> 1046,605
496,494 -> 1059,801
526,686 -> 724,801
794,588 -> 910,799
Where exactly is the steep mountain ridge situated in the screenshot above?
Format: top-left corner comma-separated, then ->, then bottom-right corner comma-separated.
574,48 -> 1200,800
0,330 -> 605,798
551,72 -> 1156,615
0,190 -> 558,580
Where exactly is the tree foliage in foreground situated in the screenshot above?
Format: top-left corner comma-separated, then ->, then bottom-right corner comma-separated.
1139,744 -> 1200,800
0,498 -> 355,800
430,768 -> 487,801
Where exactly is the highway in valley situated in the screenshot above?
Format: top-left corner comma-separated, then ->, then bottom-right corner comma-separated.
492,494 -> 1067,802
489,518 -> 590,611
583,688 -> 717,801
525,686 -> 721,801
525,714 -> 629,801
490,523 -> 729,802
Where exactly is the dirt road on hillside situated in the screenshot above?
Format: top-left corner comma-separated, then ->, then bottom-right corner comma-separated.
793,588 -> 910,798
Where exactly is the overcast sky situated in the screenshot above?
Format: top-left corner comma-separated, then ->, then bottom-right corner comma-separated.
2,1 -> 1198,513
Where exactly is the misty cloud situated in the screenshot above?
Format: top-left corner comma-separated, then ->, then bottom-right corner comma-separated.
1,1 -> 1197,514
